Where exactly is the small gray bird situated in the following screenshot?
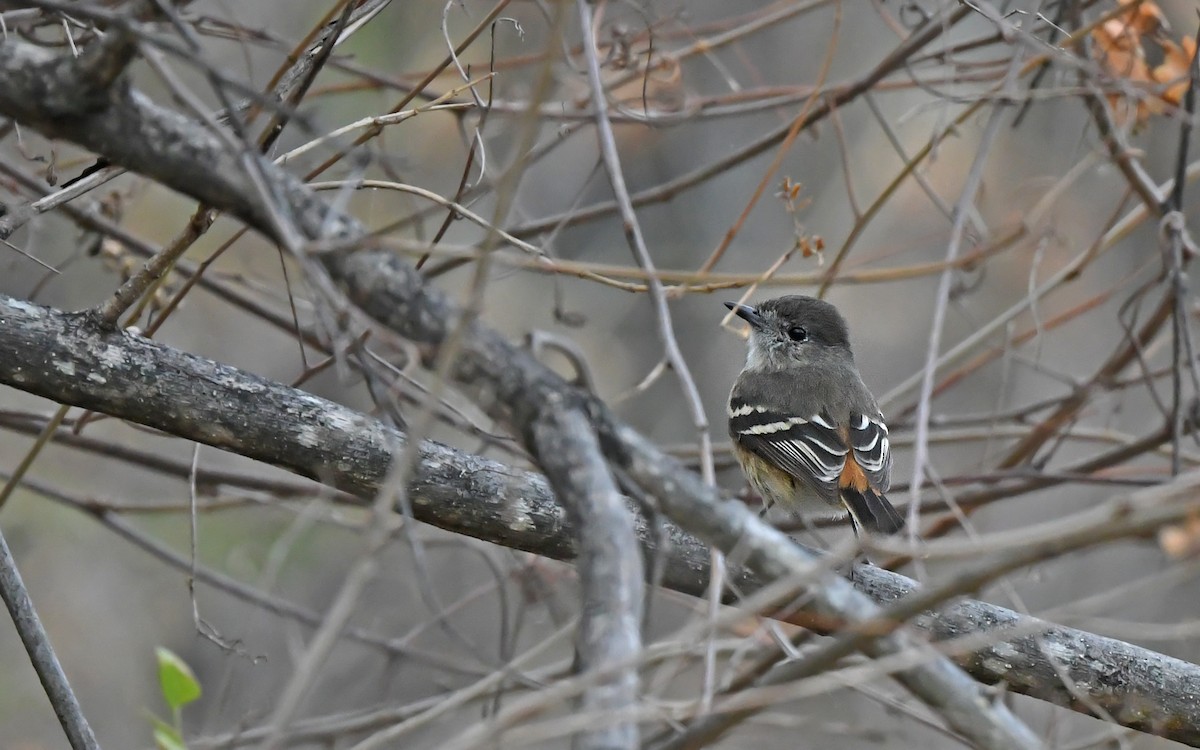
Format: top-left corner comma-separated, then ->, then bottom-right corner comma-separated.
725,295 -> 904,535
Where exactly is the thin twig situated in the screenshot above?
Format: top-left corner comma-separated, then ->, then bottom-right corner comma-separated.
0,526 -> 101,750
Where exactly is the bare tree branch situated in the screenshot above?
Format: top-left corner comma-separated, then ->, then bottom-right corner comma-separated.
0,521 -> 100,750
3,293 -> 1199,745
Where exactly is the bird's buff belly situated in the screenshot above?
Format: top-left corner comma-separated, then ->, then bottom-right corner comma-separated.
742,453 -> 848,520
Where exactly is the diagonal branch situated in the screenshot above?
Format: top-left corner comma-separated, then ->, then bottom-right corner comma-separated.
0,521 -> 100,750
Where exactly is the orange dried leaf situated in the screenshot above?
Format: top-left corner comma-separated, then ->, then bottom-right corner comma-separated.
797,235 -> 824,260
1091,4 -> 1164,126
1153,37 -> 1197,105
1094,18 -> 1152,82
1116,0 -> 1167,37
776,177 -> 803,202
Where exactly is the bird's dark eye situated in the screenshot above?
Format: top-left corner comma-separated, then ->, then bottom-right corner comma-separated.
787,326 -> 808,342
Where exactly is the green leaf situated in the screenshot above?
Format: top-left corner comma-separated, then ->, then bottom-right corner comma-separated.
155,647 -> 202,711
152,718 -> 187,750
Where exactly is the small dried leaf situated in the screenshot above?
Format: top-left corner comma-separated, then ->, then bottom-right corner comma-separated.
1091,11 -> 1158,126
1117,0 -> 1167,36
1153,37 -> 1197,105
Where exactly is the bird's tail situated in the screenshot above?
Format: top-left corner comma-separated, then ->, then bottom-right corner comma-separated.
840,487 -> 905,535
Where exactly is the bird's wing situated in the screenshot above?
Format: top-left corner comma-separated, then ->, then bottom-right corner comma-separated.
847,412 -> 892,491
728,398 -> 847,502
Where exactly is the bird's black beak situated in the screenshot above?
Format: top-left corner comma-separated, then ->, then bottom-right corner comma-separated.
724,301 -> 764,330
